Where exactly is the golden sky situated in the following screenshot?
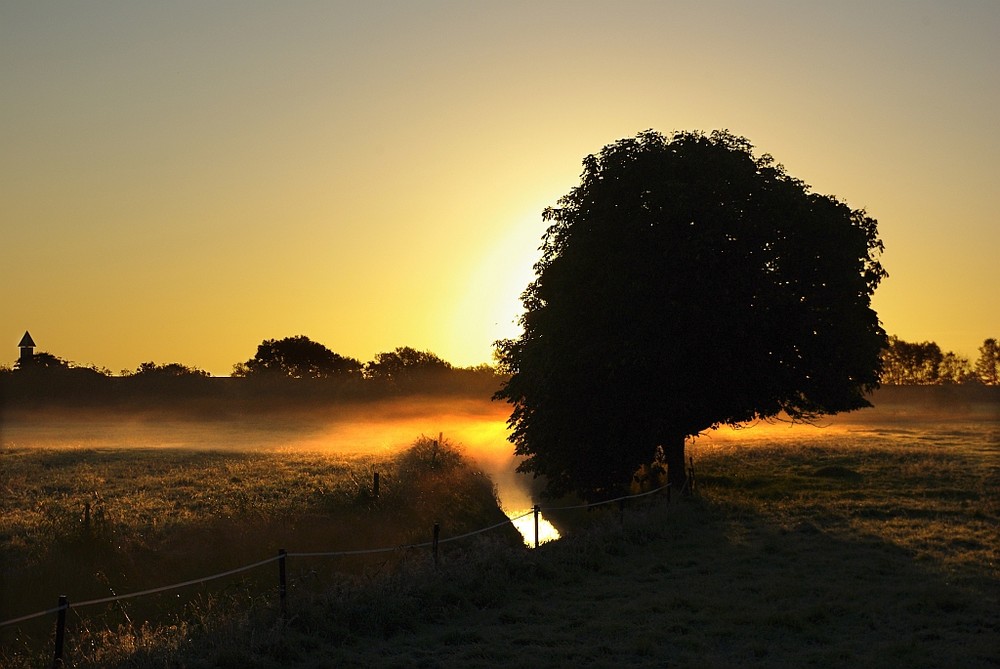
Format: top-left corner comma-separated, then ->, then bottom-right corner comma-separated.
3,1 -> 998,376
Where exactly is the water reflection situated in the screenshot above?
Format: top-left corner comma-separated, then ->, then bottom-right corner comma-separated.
507,508 -> 561,547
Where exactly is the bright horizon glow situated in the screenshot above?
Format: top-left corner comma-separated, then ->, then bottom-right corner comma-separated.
2,2 -> 998,375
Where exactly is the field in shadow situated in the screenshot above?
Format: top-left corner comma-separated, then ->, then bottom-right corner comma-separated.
332,497 -> 995,669
315,426 -> 997,669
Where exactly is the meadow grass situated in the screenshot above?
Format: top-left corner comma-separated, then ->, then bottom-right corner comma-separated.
0,436 -> 517,667
2,408 -> 998,668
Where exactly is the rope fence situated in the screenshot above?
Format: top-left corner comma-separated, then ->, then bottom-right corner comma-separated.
1,483 -> 670,666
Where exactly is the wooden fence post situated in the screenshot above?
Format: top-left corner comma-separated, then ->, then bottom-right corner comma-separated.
372,471 -> 380,499
432,523 -> 440,567
533,505 -> 540,548
52,595 -> 67,669
278,549 -> 287,619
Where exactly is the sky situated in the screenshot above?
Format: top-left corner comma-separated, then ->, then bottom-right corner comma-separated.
2,1 -> 998,376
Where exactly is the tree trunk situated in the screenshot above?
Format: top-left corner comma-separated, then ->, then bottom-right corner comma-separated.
663,434 -> 687,494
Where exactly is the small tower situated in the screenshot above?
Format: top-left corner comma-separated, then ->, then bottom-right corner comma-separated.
18,331 -> 35,364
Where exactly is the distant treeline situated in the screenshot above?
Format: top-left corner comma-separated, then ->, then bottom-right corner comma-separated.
0,336 -> 506,409
882,336 -> 999,386
4,334 -> 998,410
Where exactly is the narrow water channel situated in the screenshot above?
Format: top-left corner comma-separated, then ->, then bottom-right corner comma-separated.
505,507 -> 561,547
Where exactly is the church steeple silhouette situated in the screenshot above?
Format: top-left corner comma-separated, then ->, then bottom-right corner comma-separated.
18,331 -> 35,364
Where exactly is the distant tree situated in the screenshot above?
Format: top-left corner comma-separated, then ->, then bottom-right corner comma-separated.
881,337 -> 944,384
495,130 -> 887,500
938,351 -> 974,384
364,347 -> 452,384
974,338 -> 999,386
124,361 -> 211,378
880,337 -> 976,385
461,362 -> 504,377
14,351 -> 71,372
8,351 -> 109,405
233,336 -> 362,379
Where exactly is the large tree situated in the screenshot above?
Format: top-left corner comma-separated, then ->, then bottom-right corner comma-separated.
495,130 -> 887,500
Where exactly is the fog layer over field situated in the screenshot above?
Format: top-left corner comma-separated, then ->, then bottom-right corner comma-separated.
3,386 -> 997,516
0,396 -> 542,514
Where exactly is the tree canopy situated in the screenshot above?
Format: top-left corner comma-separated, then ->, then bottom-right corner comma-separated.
881,336 -> 975,385
878,336 -> 1000,385
126,361 -> 211,379
232,336 -> 362,379
365,346 -> 452,384
974,338 -> 999,385
495,130 -> 887,500
14,351 -> 70,371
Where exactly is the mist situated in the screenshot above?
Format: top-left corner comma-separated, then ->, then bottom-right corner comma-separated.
0,395 -> 542,517
4,386 -> 995,526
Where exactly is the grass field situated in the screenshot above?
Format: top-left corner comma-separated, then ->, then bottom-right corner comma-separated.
1,389 -> 998,667
0,431 -> 519,668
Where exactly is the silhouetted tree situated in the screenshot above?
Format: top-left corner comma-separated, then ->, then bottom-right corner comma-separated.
974,338 -> 999,386
125,361 -> 211,378
938,351 -> 974,385
495,130 -> 887,500
6,351 -> 110,404
122,361 -> 213,398
233,336 -> 362,379
364,347 -> 452,384
880,336 -> 975,385
14,351 -> 70,371
881,337 -> 945,384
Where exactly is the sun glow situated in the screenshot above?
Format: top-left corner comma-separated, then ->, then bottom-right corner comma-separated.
444,206 -> 547,366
